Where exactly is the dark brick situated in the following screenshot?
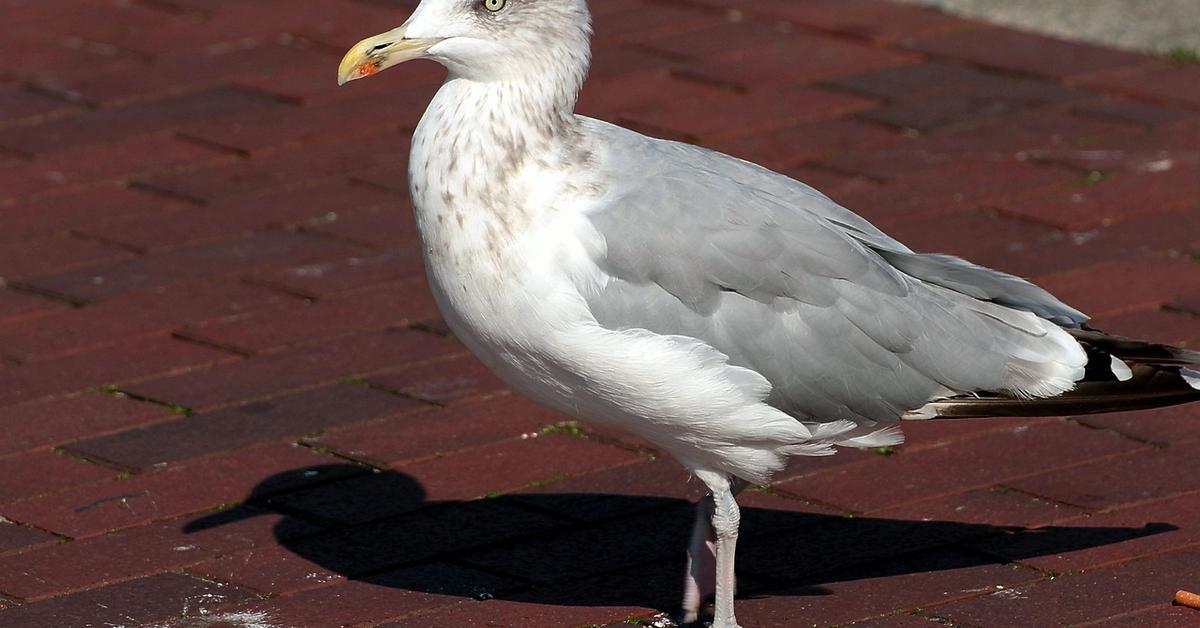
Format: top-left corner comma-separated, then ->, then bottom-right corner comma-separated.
1075,401 -> 1200,447
66,383 -> 425,469
123,328 -> 457,411
384,598 -> 654,628
705,117 -> 906,171
0,88 -> 78,129
0,572 -> 258,626
1089,306 -> 1200,347
875,486 -> 1088,528
827,60 -> 1087,107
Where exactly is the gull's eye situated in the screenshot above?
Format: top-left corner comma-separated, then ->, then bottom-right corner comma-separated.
482,0 -> 506,12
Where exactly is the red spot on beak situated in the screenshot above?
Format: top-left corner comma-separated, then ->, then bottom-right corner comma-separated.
356,63 -> 381,79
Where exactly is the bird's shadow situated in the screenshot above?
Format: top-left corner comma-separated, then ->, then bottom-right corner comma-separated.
184,464 -> 1175,612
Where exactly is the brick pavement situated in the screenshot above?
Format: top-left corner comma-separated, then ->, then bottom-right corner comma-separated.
1,0 -> 1199,626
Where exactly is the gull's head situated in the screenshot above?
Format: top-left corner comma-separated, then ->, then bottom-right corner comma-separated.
338,0 -> 591,85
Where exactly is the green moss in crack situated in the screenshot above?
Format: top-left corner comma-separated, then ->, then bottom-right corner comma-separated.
1165,47 -> 1200,64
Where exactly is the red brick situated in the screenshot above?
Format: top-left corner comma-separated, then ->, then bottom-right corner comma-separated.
364,352 -> 508,404
620,84 -> 876,143
880,207 -> 1058,261
0,235 -> 132,283
0,393 -> 176,458
308,394 -> 562,469
185,543 -> 346,597
1007,441 -> 1200,511
0,185 -> 178,243
122,328 -> 457,411
576,69 -> 730,120
37,42 -> 338,108
837,160 -> 1075,226
0,572 -> 259,625
303,202 -> 419,249
778,420 -> 1144,513
0,86 -> 285,155
78,181 -> 401,252
0,450 -> 117,505
0,336 -> 232,407
1082,63 -> 1200,109
821,108 -> 1147,181
735,548 -> 1038,627
18,231 -> 368,303
1072,96 -> 1194,128
966,490 -> 1200,574
0,87 -> 78,129
205,567 -> 490,627
905,26 -> 1151,80
0,442 -> 352,538
1087,604 -> 1200,626
723,0 -> 972,43
0,136 -> 232,202
1034,253 -> 1200,317
137,129 -> 411,202
0,508 -> 308,599
931,548 -> 1200,626
639,17 -> 800,60
989,204 -> 1200,279
676,32 -> 921,91
705,117 -> 905,171
247,248 -> 426,299
182,278 -> 439,355
0,279 -> 293,362
1075,403 -> 1200,449
1089,306 -> 1200,347
179,89 -> 434,158
384,599 -> 654,628
65,383 -> 426,469
0,521 -> 56,556
241,53 -> 444,107
587,44 -> 673,82
590,1 -> 721,45
996,164 -> 1200,231
875,486 -> 1088,528
0,289 -> 64,324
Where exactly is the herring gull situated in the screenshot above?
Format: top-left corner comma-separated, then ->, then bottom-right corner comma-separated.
336,1 -> 1200,625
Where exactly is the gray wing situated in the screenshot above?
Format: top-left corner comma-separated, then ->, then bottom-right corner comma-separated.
580,119 -> 1087,425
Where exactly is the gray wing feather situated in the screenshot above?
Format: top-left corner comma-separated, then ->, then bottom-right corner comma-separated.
581,120 -> 1085,425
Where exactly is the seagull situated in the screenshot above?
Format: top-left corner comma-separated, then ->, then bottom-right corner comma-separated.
336,2 -> 1200,625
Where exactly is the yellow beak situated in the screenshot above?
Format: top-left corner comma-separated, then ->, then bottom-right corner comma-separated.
337,26 -> 441,85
